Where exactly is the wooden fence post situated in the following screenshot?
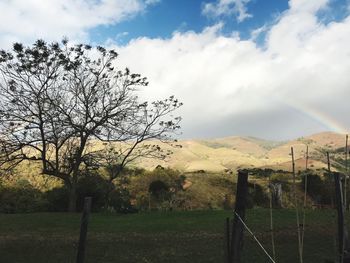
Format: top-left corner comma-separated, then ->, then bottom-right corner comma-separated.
224,217 -> 231,263
334,173 -> 350,263
76,197 -> 92,263
230,170 -> 249,263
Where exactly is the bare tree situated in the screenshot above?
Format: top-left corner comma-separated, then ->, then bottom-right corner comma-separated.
0,40 -> 182,212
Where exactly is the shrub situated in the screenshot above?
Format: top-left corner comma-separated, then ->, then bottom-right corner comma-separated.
45,187 -> 69,212
0,181 -> 47,213
149,180 -> 169,199
107,187 -> 135,213
301,170 -> 334,205
246,183 -> 269,208
76,174 -> 114,212
170,174 -> 235,210
129,167 -> 186,210
45,175 -> 136,213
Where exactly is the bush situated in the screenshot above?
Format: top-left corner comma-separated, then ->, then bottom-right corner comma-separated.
129,167 -> 186,210
246,183 -> 269,208
301,171 -> 334,205
0,180 -> 47,213
77,173 -> 140,213
44,175 -> 136,213
0,171 -> 140,213
76,175 -> 113,212
270,173 -> 291,183
45,187 -> 69,212
107,187 -> 135,213
149,180 -> 169,199
165,173 -> 236,210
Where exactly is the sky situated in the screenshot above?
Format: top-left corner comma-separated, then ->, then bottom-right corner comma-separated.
0,0 -> 349,141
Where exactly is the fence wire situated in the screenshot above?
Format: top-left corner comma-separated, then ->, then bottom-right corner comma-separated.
239,208 -> 339,263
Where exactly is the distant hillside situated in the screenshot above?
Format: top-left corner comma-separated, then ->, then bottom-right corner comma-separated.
133,131 -> 347,172
10,131 -> 347,177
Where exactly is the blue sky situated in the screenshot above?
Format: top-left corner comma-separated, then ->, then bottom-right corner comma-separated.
0,0 -> 349,140
91,0 -> 290,45
88,0 -> 350,46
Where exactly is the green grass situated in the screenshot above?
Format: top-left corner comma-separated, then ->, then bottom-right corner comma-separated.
0,209 -> 339,262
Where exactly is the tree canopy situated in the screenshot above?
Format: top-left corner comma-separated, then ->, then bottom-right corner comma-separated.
0,39 -> 182,211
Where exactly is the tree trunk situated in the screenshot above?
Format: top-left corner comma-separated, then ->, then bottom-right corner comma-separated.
68,185 -> 77,212
68,167 -> 80,212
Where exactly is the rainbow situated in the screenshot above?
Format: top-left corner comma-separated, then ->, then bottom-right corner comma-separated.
283,98 -> 349,135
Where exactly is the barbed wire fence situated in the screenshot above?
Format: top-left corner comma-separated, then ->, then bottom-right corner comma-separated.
225,136 -> 350,263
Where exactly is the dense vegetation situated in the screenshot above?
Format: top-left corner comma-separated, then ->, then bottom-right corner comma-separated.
0,166 -> 339,213
0,167 -> 235,213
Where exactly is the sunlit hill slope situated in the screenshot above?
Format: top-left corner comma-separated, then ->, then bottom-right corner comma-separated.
133,132 -> 347,172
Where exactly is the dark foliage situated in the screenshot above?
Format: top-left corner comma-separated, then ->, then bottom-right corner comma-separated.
246,182 -> 269,208
301,170 -> 335,205
0,181 -> 47,213
108,187 -> 135,213
242,168 -> 291,177
149,180 -> 169,199
45,187 -> 69,212
76,175 -> 113,212
0,174 -> 136,213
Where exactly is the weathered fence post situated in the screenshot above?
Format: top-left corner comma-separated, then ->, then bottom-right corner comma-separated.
230,170 -> 249,263
76,197 -> 92,263
224,217 -> 231,263
334,173 -> 350,263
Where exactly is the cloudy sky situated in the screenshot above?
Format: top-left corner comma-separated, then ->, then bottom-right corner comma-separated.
0,0 -> 349,141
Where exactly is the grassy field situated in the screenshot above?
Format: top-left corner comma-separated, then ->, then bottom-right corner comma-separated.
0,209 -> 339,262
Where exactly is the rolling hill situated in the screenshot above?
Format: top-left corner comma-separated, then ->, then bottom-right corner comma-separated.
133,131 -> 348,172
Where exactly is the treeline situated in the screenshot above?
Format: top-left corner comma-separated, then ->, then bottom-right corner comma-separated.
247,168 -> 343,208
0,175 -> 132,213
1,166 -> 341,213
0,166 -> 265,213
0,167 -> 216,213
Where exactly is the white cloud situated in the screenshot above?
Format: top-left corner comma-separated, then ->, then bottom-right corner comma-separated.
145,0 -> 161,5
0,0 -> 349,139
250,25 -> 268,40
111,0 -> 350,139
288,0 -> 329,13
0,0 -> 156,48
202,0 -> 252,22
